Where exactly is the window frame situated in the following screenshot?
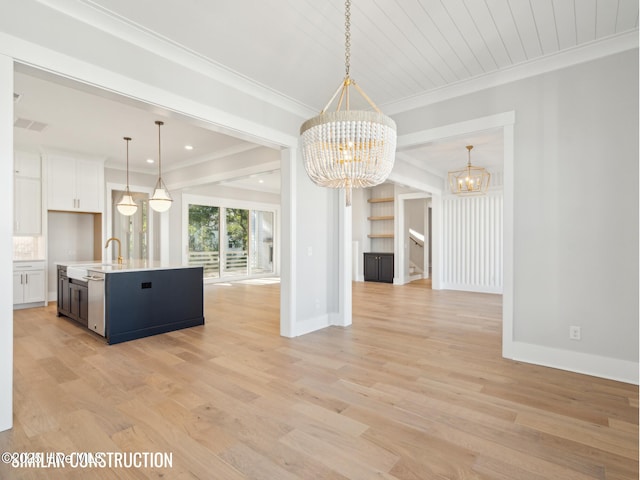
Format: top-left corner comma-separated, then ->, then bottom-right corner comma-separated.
182,193 -> 279,283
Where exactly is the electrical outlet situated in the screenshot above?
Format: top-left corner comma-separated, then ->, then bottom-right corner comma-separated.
569,326 -> 581,340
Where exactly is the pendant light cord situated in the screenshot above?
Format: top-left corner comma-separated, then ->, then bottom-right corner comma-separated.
156,120 -> 164,180
125,137 -> 130,188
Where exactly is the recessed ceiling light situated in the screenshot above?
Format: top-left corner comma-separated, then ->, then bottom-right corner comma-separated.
184,145 -> 194,150
258,179 -> 264,184
146,158 -> 155,164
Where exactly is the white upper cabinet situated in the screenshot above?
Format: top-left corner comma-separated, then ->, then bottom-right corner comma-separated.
14,151 -> 41,178
14,152 -> 42,235
14,177 -> 41,235
47,154 -> 104,213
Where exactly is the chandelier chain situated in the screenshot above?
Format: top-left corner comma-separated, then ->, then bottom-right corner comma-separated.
344,0 -> 351,77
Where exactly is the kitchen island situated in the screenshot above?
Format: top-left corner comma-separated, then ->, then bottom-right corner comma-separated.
57,261 -> 204,344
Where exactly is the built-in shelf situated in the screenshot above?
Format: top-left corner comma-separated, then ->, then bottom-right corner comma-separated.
368,215 -> 394,221
368,197 -> 394,203
368,233 -> 394,238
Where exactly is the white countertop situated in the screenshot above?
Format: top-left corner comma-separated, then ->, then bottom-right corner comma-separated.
57,260 -> 202,275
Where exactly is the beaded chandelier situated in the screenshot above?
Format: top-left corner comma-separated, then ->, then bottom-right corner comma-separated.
299,0 -> 396,206
448,145 -> 491,195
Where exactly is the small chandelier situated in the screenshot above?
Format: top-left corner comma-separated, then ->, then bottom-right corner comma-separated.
448,145 -> 491,195
116,136 -> 138,216
149,120 -> 173,212
299,0 -> 396,207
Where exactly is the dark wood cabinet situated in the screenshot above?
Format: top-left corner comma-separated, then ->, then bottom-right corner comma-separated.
69,282 -> 89,326
57,267 -> 69,314
57,266 -> 88,326
364,252 -> 394,283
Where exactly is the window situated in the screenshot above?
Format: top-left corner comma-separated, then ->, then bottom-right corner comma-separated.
251,210 -> 274,274
186,199 -> 276,279
223,208 -> 248,277
188,205 -> 220,278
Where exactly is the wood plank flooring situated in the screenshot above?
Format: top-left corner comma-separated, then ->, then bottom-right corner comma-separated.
1,279 -> 637,479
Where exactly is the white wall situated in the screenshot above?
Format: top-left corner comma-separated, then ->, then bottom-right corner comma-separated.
395,50 -> 639,382
0,54 -> 14,432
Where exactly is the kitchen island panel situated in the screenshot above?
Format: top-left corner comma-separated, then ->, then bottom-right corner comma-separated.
105,267 -> 204,344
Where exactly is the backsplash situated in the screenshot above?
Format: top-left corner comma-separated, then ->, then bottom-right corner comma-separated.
13,236 -> 45,260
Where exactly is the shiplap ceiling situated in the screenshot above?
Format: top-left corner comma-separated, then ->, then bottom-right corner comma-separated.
11,0 -> 639,191
80,0 -> 638,111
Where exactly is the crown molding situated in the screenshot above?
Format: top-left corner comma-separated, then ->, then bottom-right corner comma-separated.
383,29 -> 639,116
36,0 -> 316,120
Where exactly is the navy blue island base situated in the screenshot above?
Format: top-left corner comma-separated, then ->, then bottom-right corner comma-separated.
105,266 -> 205,344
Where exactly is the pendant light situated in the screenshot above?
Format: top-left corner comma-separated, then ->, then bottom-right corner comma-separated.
299,0 -> 397,207
116,136 -> 138,216
149,120 -> 173,212
448,145 -> 491,195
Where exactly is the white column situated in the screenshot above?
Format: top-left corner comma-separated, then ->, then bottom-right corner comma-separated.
431,193 -> 442,290
335,190 -> 352,327
502,123 -> 515,358
0,54 -> 14,432
279,148 -> 295,337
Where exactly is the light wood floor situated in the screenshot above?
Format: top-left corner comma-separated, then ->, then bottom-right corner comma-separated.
1,279 -> 637,479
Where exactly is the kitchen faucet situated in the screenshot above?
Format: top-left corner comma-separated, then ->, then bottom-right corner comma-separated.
105,237 -> 123,265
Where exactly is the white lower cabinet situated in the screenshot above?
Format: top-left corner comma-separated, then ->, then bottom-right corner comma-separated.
13,261 -> 46,306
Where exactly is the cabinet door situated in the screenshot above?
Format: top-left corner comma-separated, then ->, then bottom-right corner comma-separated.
363,254 -> 379,281
58,275 -> 70,315
13,273 -> 24,304
14,152 -> 41,178
378,254 -> 394,283
14,177 -> 41,235
78,285 -> 89,324
47,155 -> 77,211
75,160 -> 103,212
69,283 -> 88,325
23,270 -> 45,303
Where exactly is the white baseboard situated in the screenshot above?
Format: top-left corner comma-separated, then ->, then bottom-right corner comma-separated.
13,301 -> 46,311
294,314 -> 330,337
507,341 -> 639,385
440,283 -> 503,294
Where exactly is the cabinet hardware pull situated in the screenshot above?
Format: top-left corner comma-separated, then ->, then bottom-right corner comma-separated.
25,274 -> 28,284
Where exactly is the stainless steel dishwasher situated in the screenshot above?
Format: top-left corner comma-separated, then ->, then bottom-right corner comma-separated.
85,271 -> 105,336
